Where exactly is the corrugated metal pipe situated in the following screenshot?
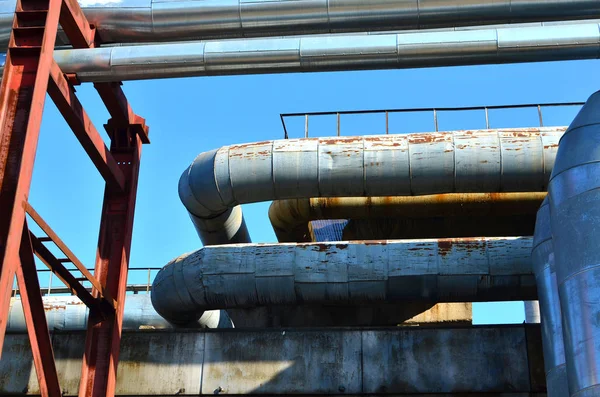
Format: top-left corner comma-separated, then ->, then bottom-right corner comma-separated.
532,198 -> 569,397
548,90 -> 600,397
7,295 -> 234,330
1,0 -> 599,48
48,22 -> 600,82
151,238 -> 536,325
269,193 -> 546,242
178,128 -> 563,246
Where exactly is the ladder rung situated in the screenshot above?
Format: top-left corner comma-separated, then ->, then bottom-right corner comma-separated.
8,47 -> 42,56
57,258 -> 72,263
37,237 -> 52,242
14,10 -> 47,28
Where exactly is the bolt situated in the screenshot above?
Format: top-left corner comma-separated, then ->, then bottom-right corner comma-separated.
214,386 -> 223,395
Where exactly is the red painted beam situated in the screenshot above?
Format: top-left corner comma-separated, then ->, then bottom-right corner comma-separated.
26,202 -> 116,308
94,83 -> 150,144
16,223 -> 62,397
59,0 -> 96,48
47,60 -> 126,192
78,131 -> 143,397
30,232 -> 114,314
0,0 -> 63,357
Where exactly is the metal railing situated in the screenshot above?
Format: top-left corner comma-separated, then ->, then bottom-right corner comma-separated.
12,267 -> 163,297
280,102 -> 585,139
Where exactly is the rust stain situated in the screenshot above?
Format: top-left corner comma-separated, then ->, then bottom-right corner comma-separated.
320,137 -> 362,145
408,134 -> 450,144
438,239 -> 453,257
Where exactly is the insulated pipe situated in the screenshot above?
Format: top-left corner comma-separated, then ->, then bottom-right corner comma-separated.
532,198 -> 569,397
1,0 -> 599,48
50,23 -> 600,82
7,295 -> 234,330
269,193 -> 546,242
524,301 -> 540,323
548,90 -> 600,397
151,238 -> 536,325
179,128 -> 563,246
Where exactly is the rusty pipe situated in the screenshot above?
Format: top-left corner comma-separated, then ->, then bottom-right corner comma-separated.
269,193 -> 546,242
180,128 -> 563,246
151,237 -> 536,324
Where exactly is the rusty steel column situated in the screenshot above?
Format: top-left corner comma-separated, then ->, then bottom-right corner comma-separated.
0,0 -> 64,360
78,127 -> 143,397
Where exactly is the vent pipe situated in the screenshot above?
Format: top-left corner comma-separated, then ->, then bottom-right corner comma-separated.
1,0 -> 599,48
532,198 -> 569,397
151,238 -> 536,325
179,128 -> 563,246
549,90 -> 600,397
50,23 -> 600,82
269,193 -> 546,242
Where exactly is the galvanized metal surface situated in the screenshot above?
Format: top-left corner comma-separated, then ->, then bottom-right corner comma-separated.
532,198 -> 569,397
1,0 -> 598,48
0,325 -> 545,395
179,128 -> 563,246
549,90 -> 600,397
524,301 -> 540,323
7,295 -> 233,331
151,238 -> 536,325
269,193 -> 546,242
47,23 -> 600,82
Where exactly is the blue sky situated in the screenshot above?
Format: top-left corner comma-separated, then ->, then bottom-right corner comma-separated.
27,59 -> 600,325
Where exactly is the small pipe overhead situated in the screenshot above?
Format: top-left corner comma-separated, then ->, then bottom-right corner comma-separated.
49,22 -> 600,82
151,238 -> 536,325
532,198 -> 569,397
1,0 -> 599,48
179,128 -> 563,246
269,193 -> 547,242
548,90 -> 600,397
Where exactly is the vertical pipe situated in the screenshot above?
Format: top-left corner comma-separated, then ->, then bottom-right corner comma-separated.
146,269 -> 151,293
538,105 -> 544,127
549,90 -> 600,397
47,273 -> 52,296
337,113 -> 340,137
305,114 -> 309,138
532,198 -> 569,397
485,108 -> 490,129
385,111 -> 389,134
433,109 -> 439,132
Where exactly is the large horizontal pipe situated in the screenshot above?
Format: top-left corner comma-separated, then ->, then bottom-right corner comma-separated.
151,238 -> 536,325
1,0 -> 599,48
269,193 -> 546,242
179,128 -> 563,246
49,23 -> 600,82
7,295 -> 234,330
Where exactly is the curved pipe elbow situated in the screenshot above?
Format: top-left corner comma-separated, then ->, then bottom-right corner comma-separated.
180,128 -> 564,246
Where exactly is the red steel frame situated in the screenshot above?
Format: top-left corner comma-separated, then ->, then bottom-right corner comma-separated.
0,0 -> 149,394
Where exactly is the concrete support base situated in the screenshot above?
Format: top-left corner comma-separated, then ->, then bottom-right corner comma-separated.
0,325 -> 544,396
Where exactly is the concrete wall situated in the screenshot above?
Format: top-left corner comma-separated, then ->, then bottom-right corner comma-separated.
0,325 -> 545,396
